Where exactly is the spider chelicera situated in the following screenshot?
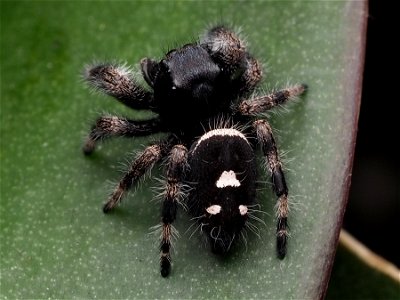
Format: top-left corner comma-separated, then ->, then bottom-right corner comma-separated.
83,25 -> 307,277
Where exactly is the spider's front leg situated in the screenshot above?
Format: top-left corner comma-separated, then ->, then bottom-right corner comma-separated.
200,26 -> 262,96
159,144 -> 188,277
239,84 -> 307,115
201,25 -> 246,75
84,63 -> 155,110
103,141 -> 168,213
253,120 -> 289,259
83,116 -> 162,155
234,54 -> 263,96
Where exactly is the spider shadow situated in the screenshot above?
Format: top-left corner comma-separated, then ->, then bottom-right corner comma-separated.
93,169 -> 163,234
185,222 -> 263,268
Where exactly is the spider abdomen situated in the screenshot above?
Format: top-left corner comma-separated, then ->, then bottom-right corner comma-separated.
187,128 -> 257,253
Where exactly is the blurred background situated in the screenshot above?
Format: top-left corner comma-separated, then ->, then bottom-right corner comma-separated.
342,0 -> 399,267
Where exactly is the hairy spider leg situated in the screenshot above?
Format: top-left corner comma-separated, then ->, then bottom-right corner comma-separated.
233,54 -> 263,96
103,142 -> 168,213
201,25 -> 246,75
239,83 -> 308,115
200,26 -> 262,97
253,120 -> 289,259
83,116 -> 162,155
84,63 -> 155,110
160,145 -> 188,277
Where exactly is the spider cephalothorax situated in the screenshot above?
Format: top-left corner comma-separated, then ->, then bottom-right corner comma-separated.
83,25 -> 307,277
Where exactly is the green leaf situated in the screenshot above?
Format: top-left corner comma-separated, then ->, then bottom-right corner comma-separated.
0,1 -> 366,299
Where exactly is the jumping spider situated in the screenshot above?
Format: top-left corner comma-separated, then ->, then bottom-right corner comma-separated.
83,26 -> 307,277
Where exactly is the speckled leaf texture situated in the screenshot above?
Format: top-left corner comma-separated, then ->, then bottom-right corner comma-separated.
0,1 -> 366,299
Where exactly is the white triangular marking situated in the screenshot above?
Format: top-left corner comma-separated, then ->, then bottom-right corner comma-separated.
216,170 -> 241,188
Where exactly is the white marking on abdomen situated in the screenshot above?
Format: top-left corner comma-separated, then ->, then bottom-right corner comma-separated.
206,205 -> 222,215
216,170 -> 241,188
239,205 -> 248,215
192,128 -> 249,153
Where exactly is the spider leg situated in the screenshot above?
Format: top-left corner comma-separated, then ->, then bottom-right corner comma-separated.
83,116 -> 162,155
140,58 -> 159,88
200,26 -> 262,96
253,119 -> 289,259
159,144 -> 188,277
200,25 -> 246,76
103,141 -> 169,213
232,53 -> 263,97
239,84 -> 307,115
84,63 -> 155,110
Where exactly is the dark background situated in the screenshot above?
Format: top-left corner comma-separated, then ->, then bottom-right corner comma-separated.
343,1 -> 399,267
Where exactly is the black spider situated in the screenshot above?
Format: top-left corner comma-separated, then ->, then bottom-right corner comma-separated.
83,26 -> 307,277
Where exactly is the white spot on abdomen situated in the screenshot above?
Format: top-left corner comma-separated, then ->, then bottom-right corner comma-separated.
216,170 -> 241,188
206,205 -> 222,215
239,205 -> 248,215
